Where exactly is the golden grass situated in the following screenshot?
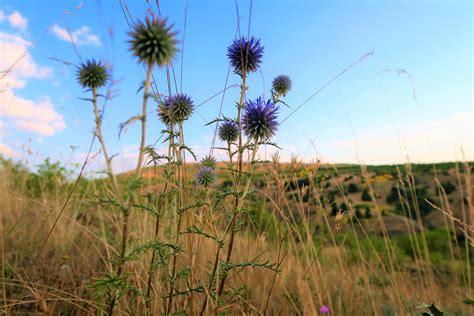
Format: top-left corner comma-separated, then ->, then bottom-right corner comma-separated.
0,159 -> 472,315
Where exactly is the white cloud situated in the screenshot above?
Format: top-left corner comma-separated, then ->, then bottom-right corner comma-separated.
0,33 -> 52,89
8,11 -> 27,29
0,31 -> 65,136
0,142 -> 19,158
50,24 -> 102,46
0,10 -> 28,29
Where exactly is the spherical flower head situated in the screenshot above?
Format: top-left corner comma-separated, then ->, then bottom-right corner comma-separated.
201,155 -> 217,170
196,166 -> 216,187
227,36 -> 264,76
243,97 -> 279,141
319,305 -> 330,314
218,121 -> 238,143
157,99 -> 173,126
272,74 -> 292,97
129,17 -> 178,66
169,93 -> 194,122
76,59 -> 109,89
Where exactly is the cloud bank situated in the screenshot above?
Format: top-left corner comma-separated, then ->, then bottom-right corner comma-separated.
50,24 -> 102,46
0,16 -> 66,144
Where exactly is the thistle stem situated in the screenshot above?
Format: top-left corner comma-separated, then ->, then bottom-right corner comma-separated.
166,121 -> 186,315
145,130 -> 174,307
108,63 -> 154,316
92,88 -> 119,192
136,65 -> 154,176
216,143 -> 259,301
236,74 -> 247,179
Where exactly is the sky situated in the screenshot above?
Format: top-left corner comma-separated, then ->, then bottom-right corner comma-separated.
0,0 -> 472,175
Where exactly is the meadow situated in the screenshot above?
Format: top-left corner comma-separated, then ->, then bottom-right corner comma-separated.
1,9 -> 473,316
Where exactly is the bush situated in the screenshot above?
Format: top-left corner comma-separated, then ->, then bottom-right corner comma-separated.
348,183 -> 359,193
442,181 -> 456,195
26,158 -> 68,197
386,187 -> 399,204
394,228 -> 465,267
403,187 -> 436,218
365,207 -> 372,219
361,188 -> 371,201
331,202 -> 339,216
336,233 -> 406,264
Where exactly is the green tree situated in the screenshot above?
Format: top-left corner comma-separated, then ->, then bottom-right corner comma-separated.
348,183 -> 359,193
361,188 -> 371,201
365,207 -> 372,219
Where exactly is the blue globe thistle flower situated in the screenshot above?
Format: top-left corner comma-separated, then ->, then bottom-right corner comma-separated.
129,17 -> 178,67
76,59 -> 109,89
227,36 -> 264,76
157,99 -> 173,126
169,93 -> 194,122
243,97 -> 279,141
272,75 -> 292,97
218,121 -> 238,143
201,155 -> 217,170
196,166 -> 216,187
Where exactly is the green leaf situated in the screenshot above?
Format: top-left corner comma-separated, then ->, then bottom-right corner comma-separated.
416,302 -> 443,316
118,115 -> 141,138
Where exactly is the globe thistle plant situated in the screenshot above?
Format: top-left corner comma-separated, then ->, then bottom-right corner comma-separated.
168,93 -> 194,122
243,97 -> 279,141
227,36 -> 264,76
196,166 -> 216,187
201,155 -> 217,170
157,99 -> 173,126
272,74 -> 292,97
218,121 -> 238,143
129,17 -> 178,67
76,59 -> 109,89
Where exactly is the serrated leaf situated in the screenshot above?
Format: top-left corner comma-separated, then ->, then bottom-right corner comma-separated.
118,115 -> 141,138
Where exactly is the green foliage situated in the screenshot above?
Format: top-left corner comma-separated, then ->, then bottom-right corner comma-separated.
401,187 -> 436,218
386,187 -> 399,204
361,187 -> 371,201
394,228 -> 472,268
25,158 -> 69,197
348,182 -> 359,193
441,181 -> 456,195
336,233 -> 406,264
416,302 -> 444,316
88,273 -> 140,304
365,206 -> 373,219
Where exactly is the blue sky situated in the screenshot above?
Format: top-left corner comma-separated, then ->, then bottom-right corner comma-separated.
0,0 -> 472,173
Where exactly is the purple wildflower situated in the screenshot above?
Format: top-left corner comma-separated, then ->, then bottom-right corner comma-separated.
227,36 -> 264,76
169,93 -> 194,122
218,121 -> 239,143
272,74 -> 292,97
319,305 -> 330,314
243,97 -> 278,141
196,166 -> 216,187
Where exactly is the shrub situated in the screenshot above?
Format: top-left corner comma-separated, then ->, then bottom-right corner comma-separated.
348,183 -> 359,193
365,207 -> 372,219
442,181 -> 456,195
361,188 -> 371,201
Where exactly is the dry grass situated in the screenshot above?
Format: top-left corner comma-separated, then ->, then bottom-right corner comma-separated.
0,158 -> 472,315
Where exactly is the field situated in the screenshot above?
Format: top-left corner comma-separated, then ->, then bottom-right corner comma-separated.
0,2 -> 473,315
1,157 -> 473,314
